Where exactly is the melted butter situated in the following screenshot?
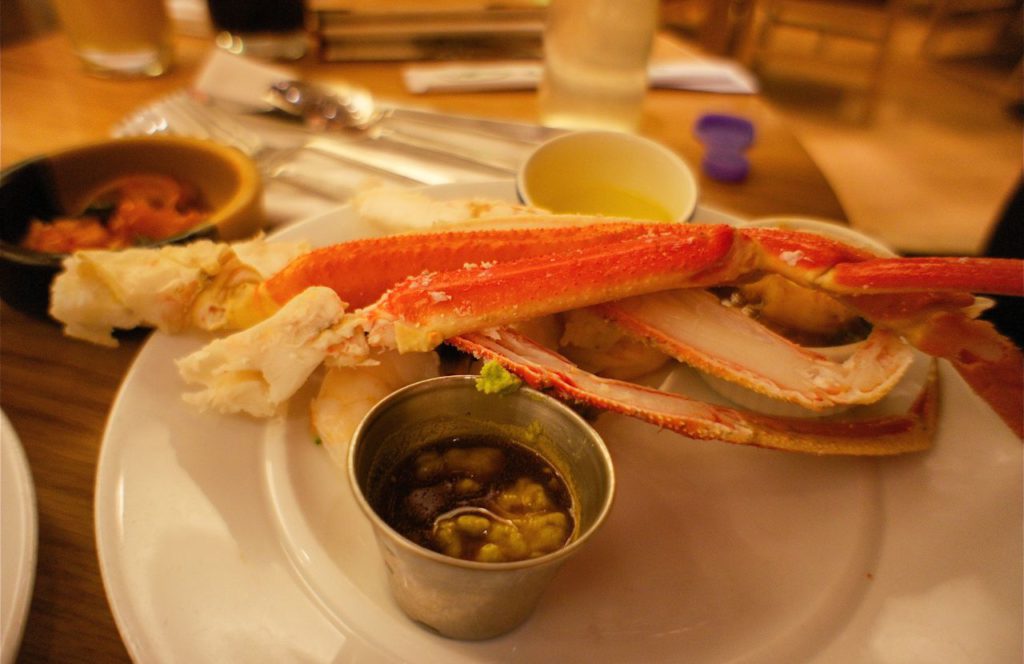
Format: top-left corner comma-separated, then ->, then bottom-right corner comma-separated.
532,182 -> 673,221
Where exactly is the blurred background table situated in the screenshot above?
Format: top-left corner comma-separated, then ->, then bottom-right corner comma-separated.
0,26 -> 845,663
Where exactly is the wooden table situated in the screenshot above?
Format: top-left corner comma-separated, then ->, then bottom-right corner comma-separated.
0,29 -> 845,663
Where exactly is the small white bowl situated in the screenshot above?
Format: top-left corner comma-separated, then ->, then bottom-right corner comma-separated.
516,131 -> 699,222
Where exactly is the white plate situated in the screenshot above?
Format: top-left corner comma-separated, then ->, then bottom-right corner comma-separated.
96,181 -> 1022,663
1,411 -> 37,664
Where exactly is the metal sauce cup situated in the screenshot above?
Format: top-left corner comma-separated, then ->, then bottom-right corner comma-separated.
348,375 -> 615,640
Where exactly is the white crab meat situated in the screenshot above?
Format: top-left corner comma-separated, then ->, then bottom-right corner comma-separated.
177,286 -> 361,417
49,236 -> 309,346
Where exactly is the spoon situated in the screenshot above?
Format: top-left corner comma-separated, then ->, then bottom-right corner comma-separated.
264,79 -> 382,132
263,79 -> 565,144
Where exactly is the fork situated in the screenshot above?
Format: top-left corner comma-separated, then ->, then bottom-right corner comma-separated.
115,91 -> 518,197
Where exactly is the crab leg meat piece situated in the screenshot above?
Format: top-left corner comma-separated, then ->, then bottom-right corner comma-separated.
366,224 -> 748,352
596,289 -> 915,410
448,328 -> 939,456
51,236 -> 309,345
261,219 -> 680,310
177,286 -> 365,417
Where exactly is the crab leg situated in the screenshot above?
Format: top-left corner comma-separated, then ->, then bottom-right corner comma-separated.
448,328 -> 939,456
50,217 -> 661,344
738,228 -> 1023,295
365,224 -> 749,351
52,221 -> 1021,343
596,290 -> 915,410
366,225 -> 1023,354
261,219 -> 669,309
828,257 -> 1024,295
362,225 -> 1021,435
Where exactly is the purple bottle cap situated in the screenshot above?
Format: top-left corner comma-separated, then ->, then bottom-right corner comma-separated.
694,113 -> 756,149
694,113 -> 755,182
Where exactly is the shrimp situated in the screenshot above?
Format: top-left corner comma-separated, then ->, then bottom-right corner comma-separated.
310,351 -> 440,469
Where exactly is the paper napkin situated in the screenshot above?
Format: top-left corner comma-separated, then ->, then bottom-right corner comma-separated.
403,59 -> 758,95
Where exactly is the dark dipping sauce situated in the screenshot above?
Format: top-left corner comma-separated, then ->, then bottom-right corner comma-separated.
373,434 -> 575,563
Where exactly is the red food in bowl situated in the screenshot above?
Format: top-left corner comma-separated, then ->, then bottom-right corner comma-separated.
21,174 -> 210,253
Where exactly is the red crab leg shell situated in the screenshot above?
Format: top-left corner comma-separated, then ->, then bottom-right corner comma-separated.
742,228 -> 1023,296
267,223 -> 880,312
741,226 -> 878,278
449,328 -> 938,456
830,257 -> 1024,296
369,224 -> 747,352
262,220 -> 670,309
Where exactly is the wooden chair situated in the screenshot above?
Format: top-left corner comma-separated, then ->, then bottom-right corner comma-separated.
921,0 -> 1023,60
747,0 -> 903,118
662,0 -> 758,56
1,0 -> 57,44
920,0 -> 1022,104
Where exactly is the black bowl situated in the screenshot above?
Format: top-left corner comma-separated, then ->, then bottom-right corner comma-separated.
0,137 -> 263,320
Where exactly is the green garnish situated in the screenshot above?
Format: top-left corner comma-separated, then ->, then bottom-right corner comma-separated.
475,360 -> 521,395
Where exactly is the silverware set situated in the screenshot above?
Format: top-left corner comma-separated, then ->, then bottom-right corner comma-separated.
114,87 -> 565,200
